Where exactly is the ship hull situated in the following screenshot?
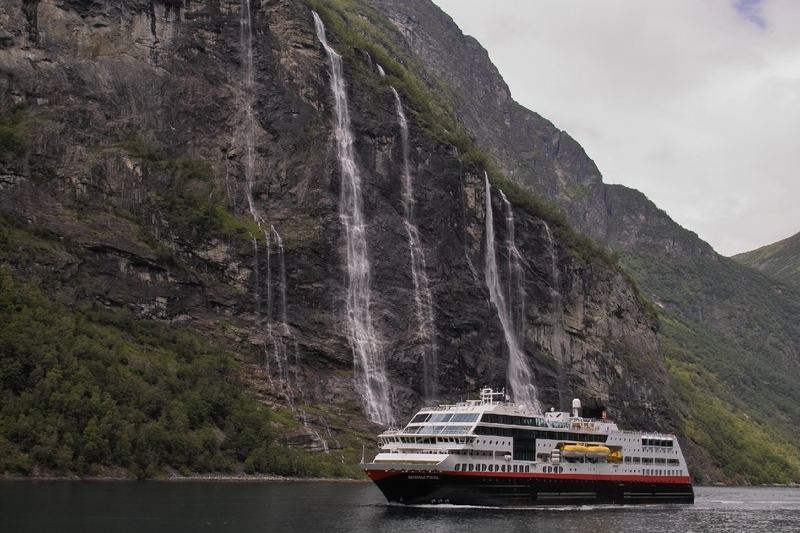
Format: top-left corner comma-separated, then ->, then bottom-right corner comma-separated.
366,470 -> 694,507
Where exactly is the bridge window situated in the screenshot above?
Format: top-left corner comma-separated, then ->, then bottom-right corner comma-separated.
410,413 -> 431,424
450,413 -> 480,423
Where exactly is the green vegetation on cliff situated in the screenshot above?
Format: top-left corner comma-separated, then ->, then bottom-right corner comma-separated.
305,0 -> 620,271
733,231 -> 800,290
662,315 -> 800,484
0,264 -> 357,479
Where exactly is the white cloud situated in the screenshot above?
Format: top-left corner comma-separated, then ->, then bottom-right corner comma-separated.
432,0 -> 800,255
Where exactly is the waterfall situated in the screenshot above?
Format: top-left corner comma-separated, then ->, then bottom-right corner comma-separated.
239,0 -> 258,219
313,12 -> 393,425
499,190 -> 526,349
543,221 -> 569,409
251,235 -> 261,315
263,226 -> 296,407
391,86 -> 438,401
484,173 -> 541,411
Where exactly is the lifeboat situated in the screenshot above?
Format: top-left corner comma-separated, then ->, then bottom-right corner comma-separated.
561,444 -> 588,458
586,445 -> 611,459
608,450 -> 622,462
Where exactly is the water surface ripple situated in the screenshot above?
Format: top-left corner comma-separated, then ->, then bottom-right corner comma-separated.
1,482 -> 798,532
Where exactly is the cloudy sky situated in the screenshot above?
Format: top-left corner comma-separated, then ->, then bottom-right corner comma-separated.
432,0 -> 799,256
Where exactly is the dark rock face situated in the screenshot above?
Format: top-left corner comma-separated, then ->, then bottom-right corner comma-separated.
368,0 -> 800,481
0,0 -> 674,463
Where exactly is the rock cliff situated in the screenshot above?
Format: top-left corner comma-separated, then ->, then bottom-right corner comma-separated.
368,0 -> 800,483
4,0 -> 780,481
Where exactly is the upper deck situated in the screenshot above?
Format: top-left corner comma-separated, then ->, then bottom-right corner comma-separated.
379,387 -> 676,443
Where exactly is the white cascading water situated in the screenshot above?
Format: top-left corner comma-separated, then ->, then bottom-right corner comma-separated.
263,226 -> 296,408
484,173 -> 542,411
391,86 -> 438,401
239,0 -> 257,219
499,189 -> 527,350
238,3 -> 305,409
543,221 -> 569,409
313,12 -> 393,425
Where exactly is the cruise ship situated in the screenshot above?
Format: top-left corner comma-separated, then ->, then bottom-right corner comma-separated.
361,388 -> 694,506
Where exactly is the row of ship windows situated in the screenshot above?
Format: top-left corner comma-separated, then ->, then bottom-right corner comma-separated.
455,463 -> 531,473
382,437 -> 469,444
473,425 -> 608,443
642,469 -> 681,476
452,464 -> 683,476
401,425 -> 472,435
624,457 -> 681,465
410,413 -> 481,424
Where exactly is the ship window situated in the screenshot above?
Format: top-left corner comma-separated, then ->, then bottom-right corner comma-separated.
451,413 -> 480,423
429,413 -> 453,423
624,457 -> 631,464
633,457 -> 641,464
482,464 -> 487,472
410,413 -> 431,424
468,464 -> 474,472
454,464 -> 460,471
525,466 -> 530,473
668,459 -> 679,465
512,465 -> 518,473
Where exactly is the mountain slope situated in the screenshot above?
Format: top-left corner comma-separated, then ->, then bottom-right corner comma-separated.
0,0 -> 674,478
367,0 -> 800,483
733,232 -> 800,290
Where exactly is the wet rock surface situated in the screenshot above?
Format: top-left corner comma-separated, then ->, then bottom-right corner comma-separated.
0,0 -> 675,464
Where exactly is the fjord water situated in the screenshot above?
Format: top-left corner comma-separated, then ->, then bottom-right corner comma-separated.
2,482 -> 798,533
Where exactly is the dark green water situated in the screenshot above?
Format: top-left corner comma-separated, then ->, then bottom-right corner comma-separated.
1,482 -> 798,532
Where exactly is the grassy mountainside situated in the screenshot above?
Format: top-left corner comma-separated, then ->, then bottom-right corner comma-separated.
733,232 -> 800,290
363,0 -> 800,484
0,0 -> 672,480
0,263 -> 359,479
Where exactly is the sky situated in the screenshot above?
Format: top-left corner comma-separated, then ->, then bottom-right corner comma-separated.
432,0 -> 800,256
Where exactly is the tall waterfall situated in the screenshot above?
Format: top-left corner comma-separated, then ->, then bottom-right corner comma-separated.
391,87 -> 438,401
543,221 -> 568,409
239,0 -> 257,219
313,12 -> 393,425
484,173 -> 541,411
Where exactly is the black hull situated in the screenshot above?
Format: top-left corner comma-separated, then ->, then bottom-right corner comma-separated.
369,472 -> 694,507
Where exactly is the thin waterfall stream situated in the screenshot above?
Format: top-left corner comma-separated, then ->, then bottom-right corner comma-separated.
239,0 -> 257,219
313,12 -> 393,425
484,173 -> 542,411
543,222 -> 569,410
239,3 -> 315,427
389,83 -> 438,401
